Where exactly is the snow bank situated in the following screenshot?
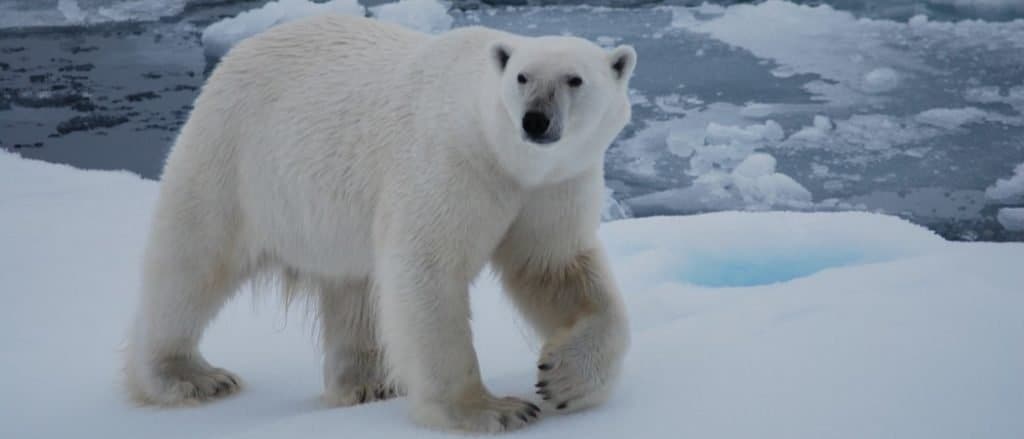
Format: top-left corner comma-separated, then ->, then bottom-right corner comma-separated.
369,0 -> 452,34
2,153 -> 1023,439
986,162 -> 1024,202
200,0 -> 365,59
606,210 -> 945,288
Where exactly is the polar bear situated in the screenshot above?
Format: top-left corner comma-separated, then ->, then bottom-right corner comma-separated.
125,14 -> 635,433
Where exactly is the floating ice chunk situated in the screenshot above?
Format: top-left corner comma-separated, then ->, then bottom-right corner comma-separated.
680,1 -> 911,90
862,67 -> 901,94
731,154 -> 813,207
602,187 -> 633,222
668,6 -> 699,28
689,120 -> 783,177
927,0 -> 1024,14
965,84 -> 1024,113
914,107 -> 1012,129
739,103 -> 776,118
627,153 -> 812,216
784,113 -> 941,153
997,208 -> 1024,231
57,0 -> 86,24
370,0 -> 452,34
908,14 -> 929,26
788,115 -> 834,142
595,36 -> 620,47
813,115 -> 834,131
0,0 -> 200,29
201,0 -> 365,59
732,152 -> 776,178
986,162 -> 1024,203
705,120 -> 784,145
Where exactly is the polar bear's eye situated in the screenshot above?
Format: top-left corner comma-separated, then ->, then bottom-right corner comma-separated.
517,74 -> 528,84
567,76 -> 583,88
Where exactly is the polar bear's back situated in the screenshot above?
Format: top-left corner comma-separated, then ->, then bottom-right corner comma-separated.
162,15 -> 504,277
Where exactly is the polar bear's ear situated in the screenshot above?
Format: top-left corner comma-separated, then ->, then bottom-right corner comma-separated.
491,43 -> 512,73
609,45 -> 637,82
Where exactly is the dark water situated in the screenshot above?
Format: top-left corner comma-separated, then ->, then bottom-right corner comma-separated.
1,0 -> 1023,241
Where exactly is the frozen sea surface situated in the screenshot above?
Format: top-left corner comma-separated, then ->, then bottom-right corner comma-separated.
1,0 -> 1023,240
2,150 -> 1024,439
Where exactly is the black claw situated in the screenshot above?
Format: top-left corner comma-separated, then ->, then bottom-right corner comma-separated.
527,402 -> 540,412
538,363 -> 552,370
535,381 -> 548,388
543,395 -> 551,401
556,402 -> 568,410
499,414 -> 509,429
517,413 -> 529,423
528,409 -> 539,418
357,389 -> 367,403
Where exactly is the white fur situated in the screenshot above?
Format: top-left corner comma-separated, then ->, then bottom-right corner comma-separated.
125,15 -> 635,433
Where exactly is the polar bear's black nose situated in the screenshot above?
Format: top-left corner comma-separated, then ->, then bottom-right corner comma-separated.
522,111 -> 550,138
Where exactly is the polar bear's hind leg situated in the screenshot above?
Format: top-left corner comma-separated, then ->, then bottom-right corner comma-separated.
319,278 -> 404,406
124,166 -> 247,406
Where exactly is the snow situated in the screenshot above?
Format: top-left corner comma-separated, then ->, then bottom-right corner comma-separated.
370,0 -> 453,34
986,162 -> 1024,202
199,0 -> 454,58
200,0 -> 366,59
2,152 -> 1023,438
997,208 -> 1024,231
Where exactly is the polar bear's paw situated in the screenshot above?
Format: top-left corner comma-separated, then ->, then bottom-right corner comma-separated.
324,382 -> 404,407
412,393 -> 541,433
129,356 -> 242,406
534,331 -> 619,414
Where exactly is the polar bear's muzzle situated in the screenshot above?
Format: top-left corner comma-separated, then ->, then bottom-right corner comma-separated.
521,108 -> 561,145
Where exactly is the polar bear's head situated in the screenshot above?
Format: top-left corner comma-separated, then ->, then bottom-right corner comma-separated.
483,36 -> 636,186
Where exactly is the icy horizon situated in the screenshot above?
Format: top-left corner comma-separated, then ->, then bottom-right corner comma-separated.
2,0 -> 1023,241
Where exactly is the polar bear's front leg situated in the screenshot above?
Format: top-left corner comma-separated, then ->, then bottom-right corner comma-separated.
496,246 -> 630,413
375,245 -> 541,432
